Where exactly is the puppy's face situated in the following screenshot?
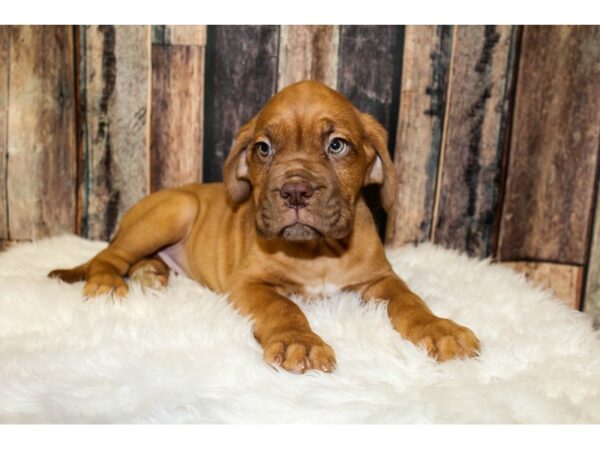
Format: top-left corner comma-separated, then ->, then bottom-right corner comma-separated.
224,81 -> 397,241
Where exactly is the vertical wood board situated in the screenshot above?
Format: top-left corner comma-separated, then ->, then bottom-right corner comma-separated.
81,25 -> 151,241
498,26 -> 600,264
386,25 -> 452,247
433,25 -> 518,258
584,176 -> 600,323
151,43 -> 205,191
0,27 -> 9,238
7,26 -> 77,239
277,25 -> 339,89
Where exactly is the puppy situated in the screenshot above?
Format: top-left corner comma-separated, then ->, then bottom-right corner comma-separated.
49,80 -> 480,373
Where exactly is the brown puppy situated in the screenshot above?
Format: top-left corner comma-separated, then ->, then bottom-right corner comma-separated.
49,80 -> 480,373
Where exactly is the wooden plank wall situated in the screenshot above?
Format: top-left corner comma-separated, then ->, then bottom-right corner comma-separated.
1,25 -> 600,322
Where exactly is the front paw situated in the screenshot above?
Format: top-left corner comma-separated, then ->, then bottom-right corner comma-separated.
406,317 -> 480,362
263,330 -> 336,374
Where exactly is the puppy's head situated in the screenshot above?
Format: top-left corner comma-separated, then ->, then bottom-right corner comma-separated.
223,80 -> 397,241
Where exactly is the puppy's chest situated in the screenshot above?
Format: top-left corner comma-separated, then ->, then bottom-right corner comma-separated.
282,258 -> 360,299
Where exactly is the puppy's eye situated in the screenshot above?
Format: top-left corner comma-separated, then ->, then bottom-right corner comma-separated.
327,138 -> 348,155
255,142 -> 272,158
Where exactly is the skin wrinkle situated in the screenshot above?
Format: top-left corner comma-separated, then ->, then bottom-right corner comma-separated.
48,80 -> 480,374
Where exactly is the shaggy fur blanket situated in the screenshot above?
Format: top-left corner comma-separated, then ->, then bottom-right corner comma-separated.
1,235 -> 599,423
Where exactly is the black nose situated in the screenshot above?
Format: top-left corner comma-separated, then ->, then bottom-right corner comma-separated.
280,180 -> 314,208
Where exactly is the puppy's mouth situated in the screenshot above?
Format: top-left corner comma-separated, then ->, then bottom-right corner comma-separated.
280,222 -> 323,241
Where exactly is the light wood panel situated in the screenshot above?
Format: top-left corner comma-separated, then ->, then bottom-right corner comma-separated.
7,26 -> 77,240
80,25 -> 152,241
0,27 -> 9,239
151,26 -> 206,191
277,25 -> 339,89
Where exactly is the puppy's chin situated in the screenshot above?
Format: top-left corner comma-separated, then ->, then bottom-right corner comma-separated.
280,223 -> 322,241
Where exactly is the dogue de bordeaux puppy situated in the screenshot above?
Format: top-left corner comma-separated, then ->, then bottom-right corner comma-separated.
49,80 -> 480,373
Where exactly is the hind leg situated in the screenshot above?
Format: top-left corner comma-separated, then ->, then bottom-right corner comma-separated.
128,255 -> 170,290
49,188 -> 198,298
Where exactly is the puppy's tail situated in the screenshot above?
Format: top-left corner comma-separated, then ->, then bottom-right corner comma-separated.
48,262 -> 89,284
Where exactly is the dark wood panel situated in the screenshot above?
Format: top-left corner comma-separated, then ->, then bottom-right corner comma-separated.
151,43 -> 205,191
203,25 -> 279,183
338,25 -> 403,145
0,27 -> 9,239
338,25 -> 404,238
7,26 -> 77,240
80,25 -> 151,241
386,25 -> 452,247
432,25 -> 518,258
503,261 -> 583,309
278,25 -> 339,89
498,26 -> 600,264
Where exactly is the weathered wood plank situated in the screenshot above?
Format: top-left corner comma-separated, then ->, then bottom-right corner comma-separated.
584,185 -> 600,324
498,26 -> 600,264
151,43 -> 205,191
277,25 -> 339,89
386,25 -> 452,247
502,261 -> 583,309
81,25 -> 151,241
432,25 -> 518,258
203,26 -> 279,183
0,27 -> 9,239
152,25 -> 206,46
338,25 -> 404,238
7,26 -> 77,240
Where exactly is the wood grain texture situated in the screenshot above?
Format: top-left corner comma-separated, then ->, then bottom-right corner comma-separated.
203,26 -> 278,183
0,27 -> 9,239
584,186 -> 600,323
433,26 -> 518,258
498,26 -> 600,264
152,25 -> 206,46
81,25 -> 151,241
502,261 -> 583,309
7,26 -> 77,240
278,25 -> 339,89
386,25 -> 452,247
151,44 -> 205,191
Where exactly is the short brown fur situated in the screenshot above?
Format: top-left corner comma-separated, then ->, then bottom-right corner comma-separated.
49,81 -> 479,373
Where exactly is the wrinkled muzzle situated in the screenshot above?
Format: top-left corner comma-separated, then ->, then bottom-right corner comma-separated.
255,166 -> 355,241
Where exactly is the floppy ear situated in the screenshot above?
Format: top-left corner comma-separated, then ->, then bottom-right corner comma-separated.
361,113 -> 398,212
223,117 -> 256,203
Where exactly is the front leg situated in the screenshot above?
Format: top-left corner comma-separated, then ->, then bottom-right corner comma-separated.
230,281 -> 336,373
363,274 -> 480,361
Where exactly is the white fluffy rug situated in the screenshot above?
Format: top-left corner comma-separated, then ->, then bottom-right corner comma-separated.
1,235 -> 600,423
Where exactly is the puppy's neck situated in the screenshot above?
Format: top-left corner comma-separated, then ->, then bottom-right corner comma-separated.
256,233 -> 352,260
